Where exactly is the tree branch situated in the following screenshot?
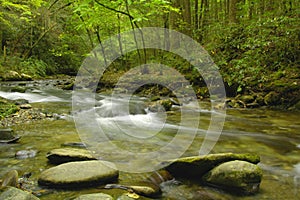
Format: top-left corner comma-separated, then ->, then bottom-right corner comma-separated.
94,0 -> 134,20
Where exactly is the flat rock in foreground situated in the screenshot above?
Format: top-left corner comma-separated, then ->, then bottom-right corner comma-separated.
0,187 -> 40,200
38,160 -> 118,188
73,193 -> 113,200
164,153 -> 260,178
46,148 -> 96,164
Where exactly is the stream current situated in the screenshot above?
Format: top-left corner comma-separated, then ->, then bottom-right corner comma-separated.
0,80 -> 299,199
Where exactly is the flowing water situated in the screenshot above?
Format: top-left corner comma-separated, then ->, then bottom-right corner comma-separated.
0,80 -> 299,200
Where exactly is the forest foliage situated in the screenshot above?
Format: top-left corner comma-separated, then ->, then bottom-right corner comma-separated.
0,0 -> 299,99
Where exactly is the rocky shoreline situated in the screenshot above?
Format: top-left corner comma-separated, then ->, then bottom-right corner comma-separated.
0,150 -> 263,200
0,96 -> 61,128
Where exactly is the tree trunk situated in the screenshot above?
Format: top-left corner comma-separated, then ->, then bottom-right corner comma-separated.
169,0 -> 181,49
194,0 -> 199,30
229,0 -> 239,23
181,0 -> 192,36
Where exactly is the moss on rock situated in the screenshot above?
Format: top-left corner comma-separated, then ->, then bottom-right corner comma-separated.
164,153 -> 260,179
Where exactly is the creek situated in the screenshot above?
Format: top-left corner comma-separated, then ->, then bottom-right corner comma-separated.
0,80 -> 299,199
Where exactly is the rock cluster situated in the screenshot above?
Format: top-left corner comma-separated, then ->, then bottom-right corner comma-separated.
164,153 -> 263,195
0,145 -> 263,199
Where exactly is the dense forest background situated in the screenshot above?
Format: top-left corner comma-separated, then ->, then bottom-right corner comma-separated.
0,0 -> 299,107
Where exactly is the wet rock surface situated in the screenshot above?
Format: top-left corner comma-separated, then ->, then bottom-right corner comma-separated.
105,182 -> 162,198
0,186 -> 40,200
46,148 -> 96,164
38,160 -> 119,188
74,193 -> 113,200
164,153 -> 260,179
0,106 -> 59,127
202,160 -> 263,194
0,128 -> 20,143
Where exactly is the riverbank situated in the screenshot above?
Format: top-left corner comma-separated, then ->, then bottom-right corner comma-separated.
1,70 -> 300,115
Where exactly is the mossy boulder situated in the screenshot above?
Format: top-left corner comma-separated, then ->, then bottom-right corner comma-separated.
38,160 -> 118,189
11,86 -> 26,93
74,193 -> 113,200
202,160 -> 263,195
0,187 -> 40,200
164,153 -> 260,179
3,71 -> 32,81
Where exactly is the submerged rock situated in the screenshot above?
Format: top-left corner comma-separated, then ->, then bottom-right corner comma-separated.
105,182 -> 161,198
0,128 -> 20,143
61,142 -> 86,148
74,193 -> 113,200
117,193 -> 140,200
46,148 -> 96,164
15,149 -> 38,159
164,153 -> 260,179
202,160 -> 263,194
0,186 -> 40,200
38,160 -> 118,188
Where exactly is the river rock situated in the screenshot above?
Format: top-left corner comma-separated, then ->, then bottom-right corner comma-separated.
3,71 -> 22,81
202,160 -> 263,194
20,73 -> 33,81
13,99 -> 29,105
149,99 -> 175,112
19,104 -> 32,109
164,153 -> 260,179
15,149 -> 38,159
46,148 -> 96,164
117,193 -> 140,200
105,182 -> 161,198
0,128 -> 20,143
38,160 -> 119,188
61,142 -> 86,148
74,193 -> 113,200
0,187 -> 40,200
11,86 -> 26,93
1,170 -> 18,188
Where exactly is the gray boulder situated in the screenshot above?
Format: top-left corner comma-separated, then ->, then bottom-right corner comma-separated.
164,153 -> 260,179
0,187 -> 40,200
202,160 -> 263,194
46,148 -> 96,164
38,160 -> 118,188
74,193 -> 113,200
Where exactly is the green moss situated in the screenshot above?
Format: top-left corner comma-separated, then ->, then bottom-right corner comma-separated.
0,97 -> 19,119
